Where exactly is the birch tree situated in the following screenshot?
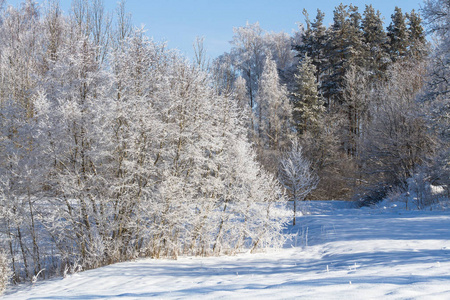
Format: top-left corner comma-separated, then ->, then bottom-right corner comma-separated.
229,22 -> 266,110
0,248 -> 11,295
279,138 -> 318,225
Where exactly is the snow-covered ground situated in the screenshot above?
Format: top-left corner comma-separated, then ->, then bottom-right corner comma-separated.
3,200 -> 450,299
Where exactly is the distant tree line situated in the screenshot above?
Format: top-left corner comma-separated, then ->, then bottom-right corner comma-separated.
215,2 -> 448,202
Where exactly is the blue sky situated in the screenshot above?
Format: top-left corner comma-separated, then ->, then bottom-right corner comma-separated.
7,0 -> 422,60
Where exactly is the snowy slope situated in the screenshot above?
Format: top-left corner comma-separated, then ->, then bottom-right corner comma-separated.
3,201 -> 450,299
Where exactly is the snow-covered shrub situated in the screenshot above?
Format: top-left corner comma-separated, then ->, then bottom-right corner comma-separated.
0,3 -> 291,283
30,27 -> 290,268
384,185 -> 409,209
384,169 -> 449,210
407,171 -> 438,209
0,251 -> 11,295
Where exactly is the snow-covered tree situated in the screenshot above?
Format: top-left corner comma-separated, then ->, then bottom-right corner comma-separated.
422,0 -> 449,98
421,0 -> 450,190
0,97 -> 43,282
39,31 -> 110,266
229,22 -> 266,109
279,138 -> 318,225
211,52 -> 238,96
211,136 -> 289,254
255,55 -> 293,170
265,31 -> 295,71
215,23 -> 298,171
234,76 -> 249,109
224,22 -> 297,114
0,249 -> 11,295
362,61 -> 434,186
0,2 -> 50,282
70,0 -> 112,65
233,76 -> 254,137
98,28 -> 166,262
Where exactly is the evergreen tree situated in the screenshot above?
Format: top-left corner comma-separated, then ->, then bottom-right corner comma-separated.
294,9 -> 329,99
324,4 -> 364,105
323,4 -> 348,104
387,7 -> 409,62
295,9 -> 328,79
406,9 -> 428,60
295,9 -> 313,59
362,4 -> 389,80
292,54 -> 324,134
348,5 -> 365,67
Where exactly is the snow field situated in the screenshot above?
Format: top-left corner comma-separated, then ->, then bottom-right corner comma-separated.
3,201 -> 450,299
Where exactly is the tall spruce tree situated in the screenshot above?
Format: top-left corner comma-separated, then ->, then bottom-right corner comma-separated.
406,9 -> 428,60
323,4 -> 348,105
348,5 -> 365,67
310,10 -> 328,85
295,9 -> 314,60
362,4 -> 389,80
387,7 -> 409,62
292,54 -> 324,134
324,4 -> 364,105
294,9 -> 328,85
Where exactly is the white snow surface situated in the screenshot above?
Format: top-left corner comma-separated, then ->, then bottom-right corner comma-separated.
3,200 -> 450,299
